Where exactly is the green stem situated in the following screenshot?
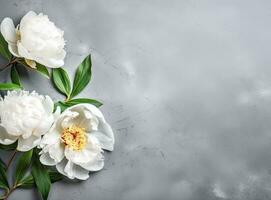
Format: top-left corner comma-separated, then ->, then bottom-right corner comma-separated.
3,185 -> 17,200
65,95 -> 71,102
0,58 -> 17,72
0,150 -> 18,200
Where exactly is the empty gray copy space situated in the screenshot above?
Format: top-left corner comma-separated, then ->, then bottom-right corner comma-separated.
1,0 -> 271,200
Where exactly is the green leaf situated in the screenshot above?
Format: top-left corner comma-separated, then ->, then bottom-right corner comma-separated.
0,33 -> 12,61
0,158 -> 8,189
70,55 -> 92,99
0,83 -> 21,90
52,68 -> 71,97
0,142 -> 17,151
32,151 -> 51,200
17,60 -> 50,79
15,150 -> 33,185
10,64 -> 21,86
54,101 -> 69,112
17,174 -> 34,188
18,171 -> 63,189
54,98 -> 102,113
36,63 -> 50,79
66,98 -> 103,107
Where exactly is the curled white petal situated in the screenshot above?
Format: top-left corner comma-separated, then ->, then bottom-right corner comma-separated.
0,17 -> 16,44
56,159 -> 90,180
40,153 -> 58,166
8,44 -> 19,57
0,125 -> 18,145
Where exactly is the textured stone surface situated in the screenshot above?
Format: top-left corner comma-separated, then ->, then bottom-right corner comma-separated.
1,0 -> 271,199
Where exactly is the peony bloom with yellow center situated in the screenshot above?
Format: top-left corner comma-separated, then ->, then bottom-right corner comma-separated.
39,104 -> 114,180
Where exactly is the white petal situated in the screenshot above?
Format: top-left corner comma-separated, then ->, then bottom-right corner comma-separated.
17,135 -> 40,151
35,49 -> 66,68
64,160 -> 75,179
79,154 -> 104,171
19,11 -> 37,29
33,115 -> 54,137
17,42 -> 33,60
0,125 -> 18,145
56,159 -> 69,177
60,104 -> 115,151
56,159 -> 90,180
64,104 -> 104,120
40,152 -> 58,166
81,110 -> 99,131
0,17 -> 17,44
53,106 -> 61,119
48,142 -> 64,162
8,44 -> 20,57
61,111 -> 79,128
64,161 -> 89,180
92,121 -> 115,151
21,131 -> 32,139
34,54 -> 65,68
72,164 -> 90,180
83,104 -> 105,119
43,95 -> 54,114
40,128 -> 60,146
64,135 -> 104,171
64,147 -> 100,165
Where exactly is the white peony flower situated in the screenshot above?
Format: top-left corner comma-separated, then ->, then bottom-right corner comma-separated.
0,11 -> 66,68
39,104 -> 114,180
0,90 -> 55,151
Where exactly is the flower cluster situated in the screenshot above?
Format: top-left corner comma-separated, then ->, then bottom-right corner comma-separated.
0,91 -> 114,180
0,11 -> 115,200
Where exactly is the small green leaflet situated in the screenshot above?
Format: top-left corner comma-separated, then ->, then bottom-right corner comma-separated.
15,150 -> 33,185
36,63 -> 50,79
32,151 -> 51,200
10,64 -> 21,86
54,101 -> 68,112
70,55 -> 92,99
55,98 -> 102,112
67,98 -> 103,107
18,170 -> 63,188
16,60 -> 50,79
0,83 -> 21,90
17,175 -> 34,188
52,67 -> 71,98
0,33 -> 12,61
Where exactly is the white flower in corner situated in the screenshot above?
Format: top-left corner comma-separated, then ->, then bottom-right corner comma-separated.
0,90 -> 55,151
0,11 -> 66,68
39,104 -> 114,180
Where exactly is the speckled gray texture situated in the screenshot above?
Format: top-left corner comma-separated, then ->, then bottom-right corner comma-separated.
1,0 -> 271,199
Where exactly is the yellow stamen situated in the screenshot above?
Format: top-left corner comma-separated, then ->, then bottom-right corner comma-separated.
61,125 -> 86,151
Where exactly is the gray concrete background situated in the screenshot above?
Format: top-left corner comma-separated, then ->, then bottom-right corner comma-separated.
1,0 -> 271,199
